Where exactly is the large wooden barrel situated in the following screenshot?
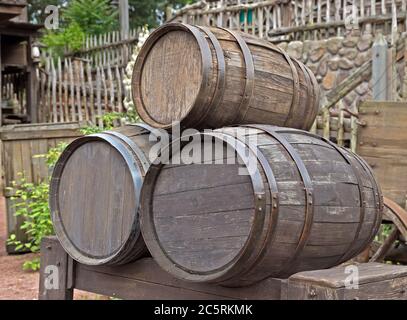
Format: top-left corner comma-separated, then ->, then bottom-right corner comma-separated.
140,125 -> 383,286
132,23 -> 320,131
50,124 -> 158,266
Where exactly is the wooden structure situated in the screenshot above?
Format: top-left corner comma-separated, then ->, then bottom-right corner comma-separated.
49,124 -> 157,266
357,101 -> 407,208
133,23 -> 319,130
0,0 -> 25,22
39,236 -> 407,300
169,0 -> 407,41
140,125 -> 382,286
0,0 -> 42,125
39,29 -> 141,125
368,197 -> 407,264
0,122 -> 84,253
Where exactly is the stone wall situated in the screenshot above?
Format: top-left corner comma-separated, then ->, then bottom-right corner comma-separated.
276,33 -> 405,111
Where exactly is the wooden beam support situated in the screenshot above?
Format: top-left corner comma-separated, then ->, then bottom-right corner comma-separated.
321,60 -> 372,111
39,237 -> 407,300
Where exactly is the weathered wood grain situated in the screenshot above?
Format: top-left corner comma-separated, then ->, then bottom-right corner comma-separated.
140,125 -> 383,286
132,23 -> 320,130
39,236 -> 74,300
0,122 -> 84,253
50,124 -> 158,266
286,262 -> 407,300
357,101 -> 407,207
39,237 -> 407,300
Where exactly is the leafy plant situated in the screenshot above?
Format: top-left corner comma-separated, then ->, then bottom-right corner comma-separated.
6,143 -> 67,271
80,111 -> 140,135
41,22 -> 85,58
41,0 -> 118,58
128,0 -> 197,28
63,0 -> 118,35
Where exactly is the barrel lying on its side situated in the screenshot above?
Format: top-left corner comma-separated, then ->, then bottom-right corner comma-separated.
132,23 -> 320,130
50,124 -> 157,266
140,125 -> 383,286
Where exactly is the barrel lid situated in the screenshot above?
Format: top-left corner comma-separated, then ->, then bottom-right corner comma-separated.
50,133 -> 143,265
141,132 -> 268,282
132,23 -> 211,129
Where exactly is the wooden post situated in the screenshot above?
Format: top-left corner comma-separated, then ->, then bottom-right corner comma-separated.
322,108 -> 330,140
403,37 -> 407,99
337,108 -> 345,147
39,236 -> 74,300
0,34 -> 2,126
350,114 -> 358,153
119,0 -> 129,40
26,36 -> 38,123
372,32 -> 388,100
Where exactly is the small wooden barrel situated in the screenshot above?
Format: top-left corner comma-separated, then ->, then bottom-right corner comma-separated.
140,125 -> 383,286
132,23 -> 320,130
50,124 -> 157,266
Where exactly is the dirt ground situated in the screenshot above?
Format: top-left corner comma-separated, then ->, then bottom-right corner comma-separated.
0,197 -> 104,300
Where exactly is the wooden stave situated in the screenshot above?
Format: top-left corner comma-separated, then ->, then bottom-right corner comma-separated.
50,125 -> 154,266
131,23 -> 213,129
132,23 -> 320,131
140,125 -> 383,286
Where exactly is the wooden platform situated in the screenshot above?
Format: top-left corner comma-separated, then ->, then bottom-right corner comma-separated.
39,237 -> 407,300
357,101 -> 407,208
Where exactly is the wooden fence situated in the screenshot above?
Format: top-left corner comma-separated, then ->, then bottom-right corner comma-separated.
310,107 -> 359,152
38,28 -> 142,125
38,58 -> 129,126
41,28 -> 141,68
0,122 -> 85,252
170,0 -> 407,41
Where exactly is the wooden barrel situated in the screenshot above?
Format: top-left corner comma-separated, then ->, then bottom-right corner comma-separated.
140,125 -> 383,286
132,23 -> 320,131
50,124 -> 158,266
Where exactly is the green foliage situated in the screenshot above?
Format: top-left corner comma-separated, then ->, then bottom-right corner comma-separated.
80,111 -> 140,135
27,0 -> 64,24
41,0 -> 118,58
129,0 -> 197,28
7,143 -> 67,271
63,0 -> 119,35
42,22 -> 85,58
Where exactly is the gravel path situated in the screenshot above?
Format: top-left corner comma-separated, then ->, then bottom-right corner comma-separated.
0,197 -> 105,300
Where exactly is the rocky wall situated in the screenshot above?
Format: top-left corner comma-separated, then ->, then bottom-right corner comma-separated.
276,33 -> 405,111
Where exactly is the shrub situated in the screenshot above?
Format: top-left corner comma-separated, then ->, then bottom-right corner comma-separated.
41,22 -> 85,58
7,142 -> 67,271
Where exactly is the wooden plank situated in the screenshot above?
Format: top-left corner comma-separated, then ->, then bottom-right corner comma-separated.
287,262 -> 407,300
39,236 -> 74,300
0,122 -> 84,141
1,123 -> 84,249
40,238 -> 407,300
357,101 -> 407,207
75,258 -> 283,300
86,63 -> 96,124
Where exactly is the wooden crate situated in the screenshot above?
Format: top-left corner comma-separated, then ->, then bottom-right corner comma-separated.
357,101 -> 407,208
285,263 -> 407,299
39,237 -> 407,300
0,122 -> 85,253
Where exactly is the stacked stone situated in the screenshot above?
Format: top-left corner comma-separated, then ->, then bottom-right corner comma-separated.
277,34 -> 374,109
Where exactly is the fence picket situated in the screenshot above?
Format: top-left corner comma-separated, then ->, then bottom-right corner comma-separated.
68,59 -> 76,122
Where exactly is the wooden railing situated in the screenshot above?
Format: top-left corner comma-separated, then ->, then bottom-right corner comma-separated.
41,28 -> 141,68
35,28 -> 144,125
310,107 -> 359,152
169,0 -> 407,40
38,57 -> 129,126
